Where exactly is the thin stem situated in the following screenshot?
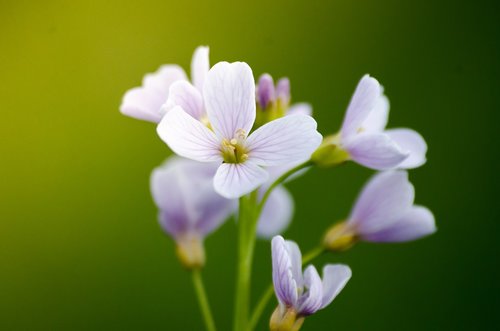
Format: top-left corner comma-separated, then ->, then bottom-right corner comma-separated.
192,270 -> 217,331
247,245 -> 325,330
248,284 -> 274,331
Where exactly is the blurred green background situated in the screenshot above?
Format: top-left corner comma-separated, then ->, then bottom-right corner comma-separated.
1,0 -> 498,330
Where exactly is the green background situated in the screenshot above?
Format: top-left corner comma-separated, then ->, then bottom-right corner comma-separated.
1,0 -> 498,329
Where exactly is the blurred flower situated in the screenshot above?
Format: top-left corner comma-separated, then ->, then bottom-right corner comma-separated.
270,236 -> 351,331
157,61 -> 322,199
324,170 -> 436,251
255,73 -> 313,127
312,75 -> 427,170
150,156 -> 236,268
120,46 -> 209,123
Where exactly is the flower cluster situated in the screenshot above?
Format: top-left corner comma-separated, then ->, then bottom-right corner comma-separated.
121,46 -> 436,331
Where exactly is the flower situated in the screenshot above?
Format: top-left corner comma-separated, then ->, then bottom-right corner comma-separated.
313,75 -> 427,170
270,236 -> 351,331
323,170 -> 436,251
157,61 -> 322,199
120,46 -> 209,123
150,156 -> 236,268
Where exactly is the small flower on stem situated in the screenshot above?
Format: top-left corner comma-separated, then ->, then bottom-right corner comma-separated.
324,170 -> 436,251
151,156 -> 236,269
157,62 -> 322,199
271,236 -> 351,331
312,75 -> 427,170
120,46 -> 209,123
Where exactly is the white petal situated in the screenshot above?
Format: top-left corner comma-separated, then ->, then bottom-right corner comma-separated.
120,87 -> 164,123
349,171 -> 415,235
320,264 -> 352,309
191,46 -> 210,92
162,81 -> 204,120
385,128 -> 427,169
143,64 -> 188,94
285,240 -> 303,288
362,94 -> 389,132
213,162 -> 268,199
257,186 -> 294,239
157,106 -> 222,162
297,265 -> 323,315
286,103 -> 313,116
203,62 -> 256,139
361,206 -> 436,242
344,132 -> 409,170
341,75 -> 382,140
246,114 -> 322,166
271,236 -> 299,306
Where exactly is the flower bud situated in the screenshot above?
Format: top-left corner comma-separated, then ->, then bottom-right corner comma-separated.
276,77 -> 291,108
175,234 -> 205,270
257,73 -> 275,110
323,221 -> 357,252
270,306 -> 305,331
311,134 -> 350,168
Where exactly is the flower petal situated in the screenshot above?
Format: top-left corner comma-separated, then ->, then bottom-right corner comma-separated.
362,94 -> 389,132
361,206 -> 436,242
286,103 -> 313,116
341,75 -> 382,140
246,114 -> 322,166
213,162 -> 268,199
120,87 -> 164,123
385,128 -> 427,169
320,264 -> 352,309
285,240 -> 303,288
161,81 -> 205,120
349,171 -> 415,235
191,46 -> 210,92
257,186 -> 294,239
344,132 -> 409,170
272,236 -> 299,306
297,265 -> 323,315
157,106 -> 222,162
203,61 -> 256,139
143,64 -> 188,94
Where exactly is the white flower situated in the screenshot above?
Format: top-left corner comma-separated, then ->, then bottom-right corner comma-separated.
157,61 -> 322,199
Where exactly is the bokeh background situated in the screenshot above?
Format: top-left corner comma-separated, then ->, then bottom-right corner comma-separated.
1,0 -> 499,330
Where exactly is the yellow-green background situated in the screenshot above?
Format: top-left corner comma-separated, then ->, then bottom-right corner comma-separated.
1,0 -> 498,329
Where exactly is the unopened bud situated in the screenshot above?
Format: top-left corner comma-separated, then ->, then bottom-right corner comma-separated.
270,306 -> 304,331
323,221 -> 357,252
175,234 -> 205,270
311,134 -> 350,168
257,73 -> 275,110
276,77 -> 291,108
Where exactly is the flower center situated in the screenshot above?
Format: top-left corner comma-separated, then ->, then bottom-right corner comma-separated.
221,129 -> 249,164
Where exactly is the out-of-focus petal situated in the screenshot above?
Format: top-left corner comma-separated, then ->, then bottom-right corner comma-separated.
386,128 -> 427,169
120,87 -> 164,123
286,103 -> 313,116
203,62 -> 256,139
257,186 -> 294,239
362,94 -> 389,132
297,265 -> 323,315
272,236 -> 299,306
191,46 -> 210,92
349,171 -> 415,234
157,107 -> 222,162
162,81 -> 205,120
246,114 -> 322,166
276,77 -> 290,106
341,75 -> 381,140
143,64 -> 188,94
344,132 -> 409,170
213,161 -> 268,199
361,205 -> 436,242
320,264 -> 352,309
256,73 -> 275,109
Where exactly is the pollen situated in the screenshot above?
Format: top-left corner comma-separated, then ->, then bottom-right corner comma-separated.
221,129 -> 249,164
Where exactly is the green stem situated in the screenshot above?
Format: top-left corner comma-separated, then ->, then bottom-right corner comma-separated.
234,191 -> 259,331
302,245 -> 325,265
192,269 -> 217,331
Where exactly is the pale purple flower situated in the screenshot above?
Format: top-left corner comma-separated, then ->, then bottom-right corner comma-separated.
150,156 -> 236,242
339,75 -> 427,170
272,235 -> 351,316
346,170 -> 436,242
256,74 -> 275,109
120,46 -> 209,123
157,61 -> 322,199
